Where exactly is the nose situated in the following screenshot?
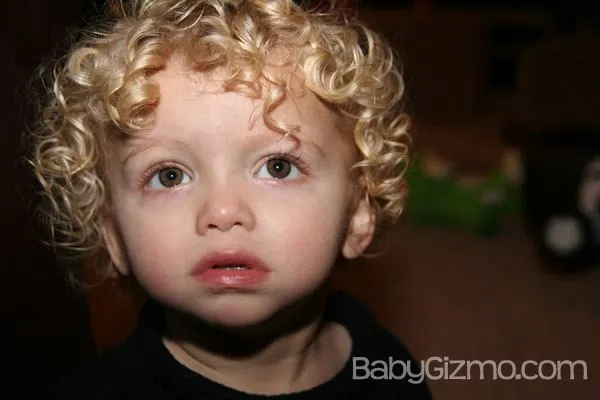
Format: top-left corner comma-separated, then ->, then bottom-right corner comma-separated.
196,188 -> 256,235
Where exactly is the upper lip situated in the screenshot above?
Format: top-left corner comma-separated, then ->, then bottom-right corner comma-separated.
192,249 -> 271,275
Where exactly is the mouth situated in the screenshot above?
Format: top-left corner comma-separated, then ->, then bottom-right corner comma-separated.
193,249 -> 271,275
193,251 -> 271,287
211,264 -> 250,270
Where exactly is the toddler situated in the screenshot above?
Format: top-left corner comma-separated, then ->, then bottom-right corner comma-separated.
30,0 -> 432,398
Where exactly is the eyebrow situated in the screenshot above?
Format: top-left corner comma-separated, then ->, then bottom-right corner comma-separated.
122,137 -> 190,166
122,133 -> 325,165
244,133 -> 326,158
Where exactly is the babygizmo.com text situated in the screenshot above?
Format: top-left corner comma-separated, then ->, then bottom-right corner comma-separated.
352,356 -> 588,384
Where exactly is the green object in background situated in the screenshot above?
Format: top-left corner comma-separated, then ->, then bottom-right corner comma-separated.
403,151 -> 522,236
504,185 -> 522,216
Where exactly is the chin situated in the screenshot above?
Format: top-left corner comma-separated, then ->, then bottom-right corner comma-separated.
187,293 -> 285,331
159,283 -> 328,334
205,308 -> 277,330
206,293 -> 327,335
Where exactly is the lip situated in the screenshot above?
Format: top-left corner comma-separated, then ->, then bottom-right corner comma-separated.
192,249 -> 271,288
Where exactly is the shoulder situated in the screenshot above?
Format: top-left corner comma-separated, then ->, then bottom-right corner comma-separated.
353,326 -> 433,399
47,341 -> 151,400
327,290 -> 411,356
329,290 -> 433,399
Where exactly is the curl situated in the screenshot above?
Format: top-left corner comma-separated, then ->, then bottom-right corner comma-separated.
28,0 -> 410,279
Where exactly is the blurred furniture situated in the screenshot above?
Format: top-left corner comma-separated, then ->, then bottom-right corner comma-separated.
505,30 -> 600,146
506,30 -> 600,270
523,128 -> 600,270
359,9 -> 491,121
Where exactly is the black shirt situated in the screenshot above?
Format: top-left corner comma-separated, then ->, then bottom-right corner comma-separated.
50,290 -> 432,399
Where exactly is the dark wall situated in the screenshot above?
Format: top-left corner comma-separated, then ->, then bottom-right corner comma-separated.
1,1 -> 96,397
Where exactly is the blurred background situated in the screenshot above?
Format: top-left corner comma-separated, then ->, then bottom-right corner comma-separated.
2,0 -> 599,398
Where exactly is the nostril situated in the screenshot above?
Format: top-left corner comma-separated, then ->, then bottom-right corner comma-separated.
196,199 -> 255,234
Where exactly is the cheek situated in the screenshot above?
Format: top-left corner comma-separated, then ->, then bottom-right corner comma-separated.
117,208 -> 190,290
266,189 -> 350,275
280,218 -> 348,295
126,233 -> 176,287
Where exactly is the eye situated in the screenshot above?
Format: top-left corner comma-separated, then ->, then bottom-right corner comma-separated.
147,166 -> 191,189
257,155 -> 303,180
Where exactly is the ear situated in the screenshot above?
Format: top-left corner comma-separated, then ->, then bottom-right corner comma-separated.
342,194 -> 376,259
99,215 -> 130,276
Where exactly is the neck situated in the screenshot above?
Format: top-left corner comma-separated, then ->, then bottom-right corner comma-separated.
162,289 -> 351,395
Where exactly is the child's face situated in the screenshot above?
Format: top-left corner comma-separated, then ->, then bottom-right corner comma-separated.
102,57 -> 374,328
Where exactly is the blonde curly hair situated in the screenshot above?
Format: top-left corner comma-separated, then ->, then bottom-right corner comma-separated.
29,0 -> 410,279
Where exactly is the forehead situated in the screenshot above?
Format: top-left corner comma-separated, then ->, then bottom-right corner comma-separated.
155,56 -> 329,124
117,55 -> 355,159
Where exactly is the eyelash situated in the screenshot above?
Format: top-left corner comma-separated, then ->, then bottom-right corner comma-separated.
265,152 -> 310,176
137,152 -> 309,189
138,161 -> 185,189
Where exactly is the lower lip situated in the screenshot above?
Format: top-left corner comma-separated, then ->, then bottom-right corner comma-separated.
195,268 -> 270,287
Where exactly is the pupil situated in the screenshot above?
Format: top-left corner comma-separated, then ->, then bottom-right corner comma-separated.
159,168 -> 182,187
268,159 -> 290,178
